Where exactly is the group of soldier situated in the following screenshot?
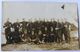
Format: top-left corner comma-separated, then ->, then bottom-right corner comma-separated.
3,18 -> 71,44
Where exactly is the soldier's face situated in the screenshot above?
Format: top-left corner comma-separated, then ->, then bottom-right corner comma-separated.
64,25 -> 67,27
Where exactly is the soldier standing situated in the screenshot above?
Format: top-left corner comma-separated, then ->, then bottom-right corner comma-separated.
20,18 -> 27,41
3,18 -> 12,44
63,22 -> 70,43
12,19 -> 22,43
55,20 -> 62,43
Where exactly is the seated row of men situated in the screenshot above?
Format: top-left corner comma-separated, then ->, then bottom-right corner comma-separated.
3,19 -> 71,44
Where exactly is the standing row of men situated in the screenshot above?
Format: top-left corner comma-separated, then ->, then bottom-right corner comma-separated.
3,19 -> 71,44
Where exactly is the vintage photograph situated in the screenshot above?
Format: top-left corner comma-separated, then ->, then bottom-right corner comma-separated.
1,2 -> 79,51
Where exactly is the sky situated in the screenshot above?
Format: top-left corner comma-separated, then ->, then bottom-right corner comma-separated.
2,1 -> 78,28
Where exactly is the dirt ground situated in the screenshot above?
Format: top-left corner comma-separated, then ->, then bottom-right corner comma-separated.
1,40 -> 80,51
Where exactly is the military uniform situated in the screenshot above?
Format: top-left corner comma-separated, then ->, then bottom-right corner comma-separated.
3,21 -> 12,44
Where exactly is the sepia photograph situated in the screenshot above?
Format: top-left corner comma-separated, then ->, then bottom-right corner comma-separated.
1,1 -> 79,51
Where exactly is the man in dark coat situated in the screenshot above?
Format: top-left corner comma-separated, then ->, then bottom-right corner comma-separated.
20,18 -> 28,41
3,19 -> 12,44
12,21 -> 22,43
55,20 -> 62,43
62,22 -> 70,43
